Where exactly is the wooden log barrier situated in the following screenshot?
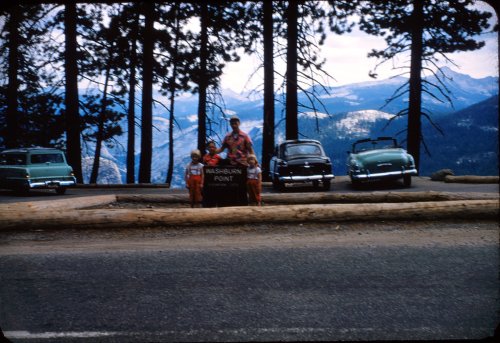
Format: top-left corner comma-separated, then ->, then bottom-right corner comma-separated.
116,191 -> 498,205
1,195 -> 117,212
0,199 -> 497,230
444,175 -> 499,184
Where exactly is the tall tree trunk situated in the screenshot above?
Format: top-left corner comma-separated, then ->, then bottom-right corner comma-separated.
285,0 -> 298,140
407,0 -> 424,173
166,3 -> 180,185
139,2 -> 154,183
126,10 -> 139,184
197,3 -> 209,155
262,0 -> 275,181
89,65 -> 111,184
6,4 -> 20,148
64,3 -> 83,183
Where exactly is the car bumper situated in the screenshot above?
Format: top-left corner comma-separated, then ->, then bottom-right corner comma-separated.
28,178 -> 77,189
351,169 -> 417,181
279,174 -> 335,182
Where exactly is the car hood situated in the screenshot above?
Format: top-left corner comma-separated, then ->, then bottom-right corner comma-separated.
352,149 -> 410,166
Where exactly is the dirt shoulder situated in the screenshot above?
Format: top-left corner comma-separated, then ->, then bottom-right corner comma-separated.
0,220 -> 497,256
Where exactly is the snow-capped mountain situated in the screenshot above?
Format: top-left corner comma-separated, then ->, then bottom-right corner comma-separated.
83,69 -> 498,187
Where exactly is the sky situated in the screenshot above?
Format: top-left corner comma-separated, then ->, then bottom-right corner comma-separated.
220,2 -> 499,94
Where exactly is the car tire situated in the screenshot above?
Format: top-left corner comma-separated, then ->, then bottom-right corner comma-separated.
322,180 -> 331,191
403,175 -> 412,187
56,187 -> 66,195
351,178 -> 361,189
273,178 -> 285,192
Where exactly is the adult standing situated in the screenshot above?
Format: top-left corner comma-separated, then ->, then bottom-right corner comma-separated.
217,115 -> 255,166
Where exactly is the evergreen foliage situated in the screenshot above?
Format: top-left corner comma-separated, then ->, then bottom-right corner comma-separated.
358,0 -> 493,171
0,1 -> 495,184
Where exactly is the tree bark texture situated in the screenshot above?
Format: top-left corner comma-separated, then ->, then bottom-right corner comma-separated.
64,3 -> 83,183
1,200 -> 497,230
126,8 -> 139,184
138,2 -> 154,183
262,0 -> 275,181
197,3 -> 209,155
285,0 -> 298,140
407,0 -> 424,173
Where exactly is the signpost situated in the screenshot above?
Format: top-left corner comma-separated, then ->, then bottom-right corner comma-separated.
203,166 -> 248,207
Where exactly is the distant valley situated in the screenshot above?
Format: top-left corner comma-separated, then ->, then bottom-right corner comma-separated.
84,67 -> 499,187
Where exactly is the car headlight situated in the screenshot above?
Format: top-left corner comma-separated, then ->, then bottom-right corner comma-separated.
351,163 -> 361,172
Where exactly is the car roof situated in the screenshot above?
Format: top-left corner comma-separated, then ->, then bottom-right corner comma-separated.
1,147 -> 63,154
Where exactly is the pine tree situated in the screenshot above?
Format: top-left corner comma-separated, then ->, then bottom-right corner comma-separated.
359,0 -> 492,171
63,2 -> 83,183
0,3 -> 66,150
138,2 -> 155,183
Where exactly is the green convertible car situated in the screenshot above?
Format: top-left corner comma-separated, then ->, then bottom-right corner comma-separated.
347,137 -> 417,187
0,147 -> 76,194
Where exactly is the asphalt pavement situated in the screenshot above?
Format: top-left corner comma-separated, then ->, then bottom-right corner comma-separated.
1,220 -> 498,342
0,176 -> 498,203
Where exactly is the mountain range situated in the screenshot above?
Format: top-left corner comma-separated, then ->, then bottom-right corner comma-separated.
84,67 -> 499,187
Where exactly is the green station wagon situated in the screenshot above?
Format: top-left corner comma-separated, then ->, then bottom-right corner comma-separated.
0,147 -> 76,194
347,137 -> 417,187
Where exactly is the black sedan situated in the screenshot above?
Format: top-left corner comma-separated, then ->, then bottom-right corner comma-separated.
269,139 -> 334,191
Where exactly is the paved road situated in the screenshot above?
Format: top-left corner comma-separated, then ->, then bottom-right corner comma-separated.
1,221 -> 498,342
0,176 -> 498,203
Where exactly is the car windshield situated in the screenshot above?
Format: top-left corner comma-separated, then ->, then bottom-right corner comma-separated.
31,153 -> 64,164
353,139 -> 397,153
285,144 -> 322,157
0,153 -> 26,165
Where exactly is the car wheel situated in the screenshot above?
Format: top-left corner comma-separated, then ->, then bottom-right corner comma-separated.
403,175 -> 412,187
56,187 -> 67,195
14,186 -> 30,195
272,177 -> 284,191
322,180 -> 331,191
351,179 -> 361,189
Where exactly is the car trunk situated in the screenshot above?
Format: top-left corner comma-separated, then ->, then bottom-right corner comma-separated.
285,157 -> 331,176
358,149 -> 407,172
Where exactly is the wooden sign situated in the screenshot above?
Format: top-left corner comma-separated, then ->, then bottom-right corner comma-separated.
203,166 -> 248,207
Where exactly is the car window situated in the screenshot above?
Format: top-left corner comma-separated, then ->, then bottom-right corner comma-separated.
354,139 -> 397,153
31,153 -> 64,164
0,153 -> 27,165
285,144 -> 322,157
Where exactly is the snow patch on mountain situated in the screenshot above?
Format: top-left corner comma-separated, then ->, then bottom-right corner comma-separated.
299,112 -> 329,119
336,110 -> 393,138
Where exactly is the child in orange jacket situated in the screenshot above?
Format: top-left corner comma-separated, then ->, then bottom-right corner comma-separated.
246,154 -> 262,206
185,149 -> 204,208
203,141 -> 222,166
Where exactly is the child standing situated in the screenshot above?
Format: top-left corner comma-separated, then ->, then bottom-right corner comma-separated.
246,154 -> 262,206
185,149 -> 204,208
203,140 -> 222,166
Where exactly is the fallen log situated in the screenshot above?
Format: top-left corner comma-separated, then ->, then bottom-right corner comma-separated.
116,191 -> 498,205
444,175 -> 499,184
1,200 -> 497,230
117,194 -> 189,204
1,195 -> 117,212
